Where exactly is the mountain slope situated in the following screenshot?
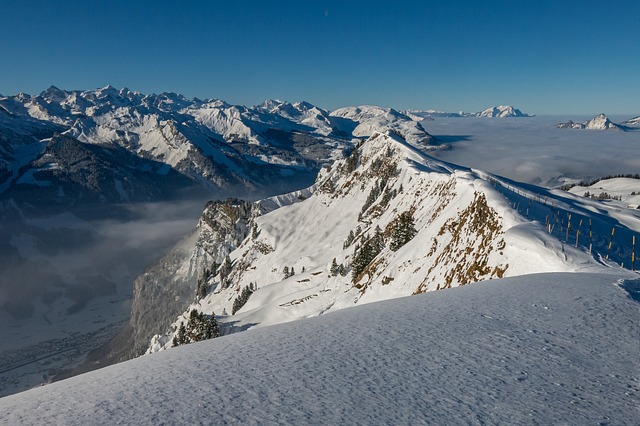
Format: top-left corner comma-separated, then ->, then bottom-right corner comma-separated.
143,130 -> 639,353
1,272 -> 638,425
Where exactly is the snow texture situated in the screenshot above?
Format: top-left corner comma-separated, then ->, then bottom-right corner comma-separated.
0,272 -> 638,425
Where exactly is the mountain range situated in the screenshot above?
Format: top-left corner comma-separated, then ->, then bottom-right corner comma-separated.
1,88 -> 637,403
402,105 -> 531,119
0,86 -> 437,210
0,87 -> 439,394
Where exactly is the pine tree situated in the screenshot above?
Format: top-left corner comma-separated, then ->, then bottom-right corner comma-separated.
173,322 -> 187,347
343,230 -> 355,249
338,263 -> 346,276
330,258 -> 339,276
219,255 -> 233,284
374,225 -> 385,252
283,266 -> 290,279
390,211 -> 417,251
196,278 -> 207,300
350,230 -> 386,281
205,313 -> 220,339
232,284 -> 255,315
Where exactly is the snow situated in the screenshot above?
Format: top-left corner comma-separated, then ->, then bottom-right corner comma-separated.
1,272 -> 638,425
568,177 -> 640,209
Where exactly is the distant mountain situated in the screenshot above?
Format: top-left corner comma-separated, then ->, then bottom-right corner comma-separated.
622,116 -> 640,126
0,87 -> 437,210
400,109 -> 471,120
395,106 -> 533,120
555,113 -> 625,131
328,105 -> 435,146
475,106 -> 531,118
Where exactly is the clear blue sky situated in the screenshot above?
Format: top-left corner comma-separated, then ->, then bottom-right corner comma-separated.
0,0 -> 637,115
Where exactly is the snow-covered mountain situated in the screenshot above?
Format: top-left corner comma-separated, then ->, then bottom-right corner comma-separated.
127,129 -> 639,357
1,87 -> 441,394
622,115 -> 640,126
566,176 -> 640,209
399,106 -> 532,120
1,272 -> 638,425
327,105 -> 436,146
475,105 -> 531,118
555,113 -> 625,131
0,87 -> 436,208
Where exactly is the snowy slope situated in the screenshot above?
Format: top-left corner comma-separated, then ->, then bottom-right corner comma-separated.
1,272 -> 638,425
475,105 -> 531,118
146,130 -> 640,352
568,177 -> 640,208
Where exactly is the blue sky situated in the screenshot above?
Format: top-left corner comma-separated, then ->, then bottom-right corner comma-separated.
0,0 -> 637,114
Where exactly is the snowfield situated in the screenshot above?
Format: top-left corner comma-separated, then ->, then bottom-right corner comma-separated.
0,272 -> 638,425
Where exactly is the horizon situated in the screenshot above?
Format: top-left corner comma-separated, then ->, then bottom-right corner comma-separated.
1,0 -> 638,115
2,83 -> 637,118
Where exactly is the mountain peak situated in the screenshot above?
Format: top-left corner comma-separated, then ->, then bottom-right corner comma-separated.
476,105 -> 531,118
39,85 -> 68,101
556,113 -> 624,131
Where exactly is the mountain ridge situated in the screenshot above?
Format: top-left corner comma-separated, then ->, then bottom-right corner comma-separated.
138,129 -> 638,355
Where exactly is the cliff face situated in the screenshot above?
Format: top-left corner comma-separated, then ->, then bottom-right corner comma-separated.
127,199 -> 259,356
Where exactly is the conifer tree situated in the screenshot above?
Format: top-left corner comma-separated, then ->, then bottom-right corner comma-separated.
219,255 -> 233,283
338,263 -> 346,276
196,278 -> 207,300
232,283 -> 255,315
330,258 -> 339,276
343,230 -> 355,249
390,211 -> 417,251
173,322 -> 187,347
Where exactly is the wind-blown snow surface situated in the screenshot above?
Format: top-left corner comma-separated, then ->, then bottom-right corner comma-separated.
1,272 -> 638,425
